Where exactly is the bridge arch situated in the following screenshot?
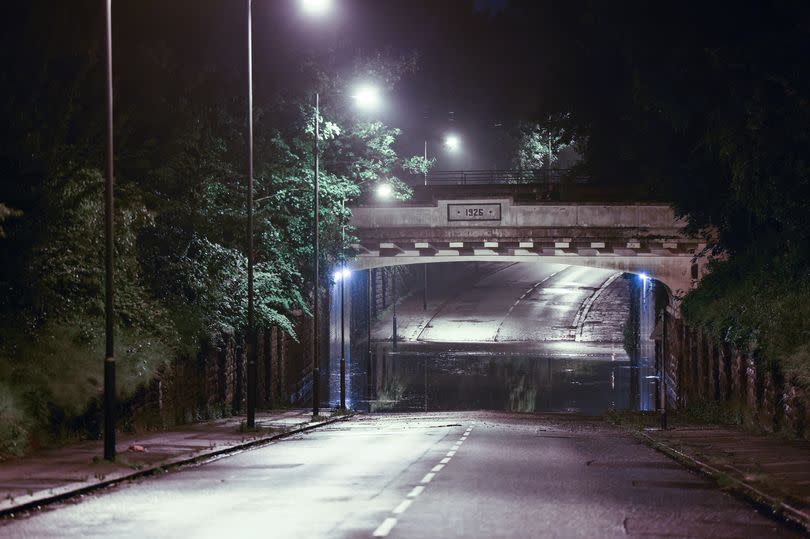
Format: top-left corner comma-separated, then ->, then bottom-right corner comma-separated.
349,255 -> 690,305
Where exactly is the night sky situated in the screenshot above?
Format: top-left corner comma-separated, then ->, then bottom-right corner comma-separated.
5,0 -> 558,171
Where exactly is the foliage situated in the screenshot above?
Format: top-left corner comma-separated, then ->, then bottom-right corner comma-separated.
518,1 -> 810,385
0,5 -> 422,454
512,114 -> 579,170
0,203 -> 21,238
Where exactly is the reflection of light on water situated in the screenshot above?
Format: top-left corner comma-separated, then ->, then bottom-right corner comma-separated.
637,275 -> 657,411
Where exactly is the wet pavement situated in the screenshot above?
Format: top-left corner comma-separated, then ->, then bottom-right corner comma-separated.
1,413 -> 799,538
0,410 -> 334,517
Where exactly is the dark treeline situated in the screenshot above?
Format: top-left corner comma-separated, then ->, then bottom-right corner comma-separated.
0,1 -> 422,454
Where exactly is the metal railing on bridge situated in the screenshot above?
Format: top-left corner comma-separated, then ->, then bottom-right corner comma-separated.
415,168 -> 589,186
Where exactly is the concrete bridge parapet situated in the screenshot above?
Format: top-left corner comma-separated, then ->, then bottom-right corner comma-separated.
349,197 -> 704,301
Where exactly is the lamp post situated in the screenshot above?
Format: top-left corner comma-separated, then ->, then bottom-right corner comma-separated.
338,198 -> 347,410
313,92 -> 321,416
418,135 -> 460,313
312,85 -> 382,416
244,0 -> 258,429
103,0 -> 116,461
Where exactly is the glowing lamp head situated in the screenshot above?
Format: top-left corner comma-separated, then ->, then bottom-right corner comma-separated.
638,272 -> 650,282
444,134 -> 461,151
352,84 -> 382,111
376,183 -> 393,199
300,0 -> 333,15
333,268 -> 352,281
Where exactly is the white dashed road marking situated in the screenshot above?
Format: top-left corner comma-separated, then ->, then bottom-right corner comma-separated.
373,518 -> 398,537
371,424 -> 474,537
393,499 -> 413,514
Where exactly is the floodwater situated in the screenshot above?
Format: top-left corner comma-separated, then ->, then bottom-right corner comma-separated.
356,344 -> 659,415
328,268 -> 661,416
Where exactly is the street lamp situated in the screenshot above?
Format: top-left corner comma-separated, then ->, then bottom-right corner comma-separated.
376,183 -> 393,199
373,184 -> 398,350
312,84 -> 383,416
352,84 -> 383,111
103,0 -> 116,460
301,0 -> 333,15
422,133 -> 462,185
444,134 -> 461,152
333,265 -> 351,410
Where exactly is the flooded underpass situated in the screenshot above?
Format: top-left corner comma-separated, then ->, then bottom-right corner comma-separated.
327,261 -> 664,416
357,342 -> 658,415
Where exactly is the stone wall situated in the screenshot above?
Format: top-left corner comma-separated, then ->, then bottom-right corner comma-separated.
662,313 -> 810,439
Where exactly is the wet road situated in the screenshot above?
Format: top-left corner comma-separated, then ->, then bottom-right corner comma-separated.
2,413 -> 798,538
418,264 -> 618,342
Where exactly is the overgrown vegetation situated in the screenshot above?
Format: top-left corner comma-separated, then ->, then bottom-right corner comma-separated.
522,2 -> 810,389
0,3 -> 421,457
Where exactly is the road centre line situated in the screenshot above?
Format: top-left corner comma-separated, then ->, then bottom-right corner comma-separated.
373,518 -> 398,537
371,426 -> 472,537
393,499 -> 413,514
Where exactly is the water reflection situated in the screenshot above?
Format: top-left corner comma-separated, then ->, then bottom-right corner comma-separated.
331,269 -> 660,416
362,346 -> 641,415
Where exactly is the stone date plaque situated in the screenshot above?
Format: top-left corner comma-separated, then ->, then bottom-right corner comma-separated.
447,203 -> 502,221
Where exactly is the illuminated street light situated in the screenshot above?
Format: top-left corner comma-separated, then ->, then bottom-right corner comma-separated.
333,268 -> 352,281
300,0 -> 333,15
376,183 -> 393,199
444,134 -> 461,151
638,272 -> 650,282
352,84 -> 382,111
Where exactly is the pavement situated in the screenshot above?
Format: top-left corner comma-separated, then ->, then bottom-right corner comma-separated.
0,409 -> 346,518
0,412 -> 801,538
615,414 -> 810,534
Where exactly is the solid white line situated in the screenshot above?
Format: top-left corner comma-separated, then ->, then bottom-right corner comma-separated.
407,485 -> 425,498
431,464 -> 445,472
440,457 -> 451,464
421,472 -> 436,484
447,451 -> 456,457
373,518 -> 398,537
393,499 -> 413,514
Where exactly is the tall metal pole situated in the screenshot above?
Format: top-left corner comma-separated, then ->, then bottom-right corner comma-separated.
312,92 -> 320,416
103,0 -> 116,462
422,139 -> 428,311
367,269 -> 373,404
245,0 -> 256,429
423,139 -> 427,186
660,308 -> 668,430
423,264 -> 427,311
392,268 -> 398,352
339,199 -> 346,410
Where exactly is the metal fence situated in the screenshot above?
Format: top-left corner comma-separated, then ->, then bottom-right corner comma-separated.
415,169 -> 589,186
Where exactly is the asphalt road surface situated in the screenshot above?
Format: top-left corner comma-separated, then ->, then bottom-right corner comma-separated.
418,264 -> 617,342
2,413 -> 799,538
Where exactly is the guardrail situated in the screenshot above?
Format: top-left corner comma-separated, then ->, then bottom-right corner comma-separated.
414,169 -> 589,186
